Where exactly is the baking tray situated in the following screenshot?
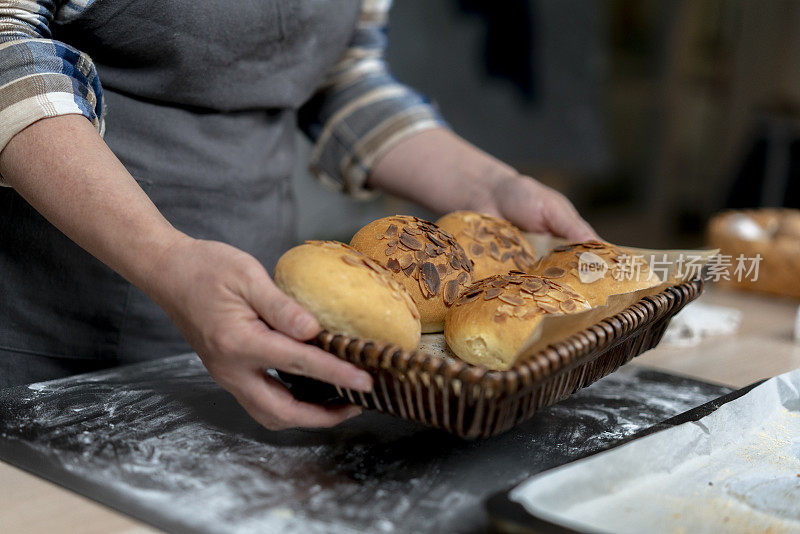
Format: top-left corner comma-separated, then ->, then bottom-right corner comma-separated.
0,359 -> 732,534
286,279 -> 704,439
483,379 -> 765,533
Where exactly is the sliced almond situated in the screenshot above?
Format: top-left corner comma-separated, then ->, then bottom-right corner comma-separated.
461,253 -> 473,272
421,262 -> 441,295
449,254 -> 461,270
498,294 -> 525,306
400,233 -> 424,251
444,279 -> 460,305
542,266 -> 566,278
475,227 -> 493,243
489,241 -> 501,260
418,274 -> 429,298
427,234 -> 446,248
484,288 -> 503,300
386,257 -> 401,273
538,301 -> 560,313
560,300 -> 578,312
458,291 -> 481,304
522,279 -> 543,292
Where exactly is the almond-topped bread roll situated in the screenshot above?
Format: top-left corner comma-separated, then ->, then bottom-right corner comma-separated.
350,215 -> 474,333
436,211 -> 536,280
444,273 -> 590,370
532,241 -> 661,306
274,240 -> 421,351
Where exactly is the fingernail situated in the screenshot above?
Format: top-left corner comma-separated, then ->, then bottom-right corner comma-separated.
353,372 -> 373,393
345,406 -> 362,419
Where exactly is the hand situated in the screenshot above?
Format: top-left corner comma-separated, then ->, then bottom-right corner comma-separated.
472,173 -> 599,242
366,128 -> 598,241
0,116 -> 370,430
144,236 -> 373,430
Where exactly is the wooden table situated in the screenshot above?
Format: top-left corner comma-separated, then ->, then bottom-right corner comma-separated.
631,287 -> 800,387
2,287 -> 798,534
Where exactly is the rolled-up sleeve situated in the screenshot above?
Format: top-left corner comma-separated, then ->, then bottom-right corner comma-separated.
0,0 -> 104,181
299,0 -> 448,199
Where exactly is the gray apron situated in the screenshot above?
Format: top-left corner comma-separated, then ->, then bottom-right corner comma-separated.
0,0 -> 361,385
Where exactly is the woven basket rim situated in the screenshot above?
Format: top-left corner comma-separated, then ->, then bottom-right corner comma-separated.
314,279 -> 703,396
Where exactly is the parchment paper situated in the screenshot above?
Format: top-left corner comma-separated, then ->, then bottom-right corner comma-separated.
515,234 -> 719,361
509,368 -> 800,533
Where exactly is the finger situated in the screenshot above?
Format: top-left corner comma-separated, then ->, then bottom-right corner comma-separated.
235,372 -> 362,430
240,324 -> 373,392
544,198 -> 600,241
247,276 -> 321,341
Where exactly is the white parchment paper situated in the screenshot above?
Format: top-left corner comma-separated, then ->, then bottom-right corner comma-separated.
510,368 -> 800,533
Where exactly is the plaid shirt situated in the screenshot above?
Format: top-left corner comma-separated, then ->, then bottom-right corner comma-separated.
0,0 -> 446,195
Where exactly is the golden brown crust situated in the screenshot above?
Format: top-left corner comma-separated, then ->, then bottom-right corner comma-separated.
444,274 -> 590,370
274,240 -> 421,350
350,215 -> 474,333
436,211 -> 536,281
531,241 -> 660,306
708,208 -> 800,298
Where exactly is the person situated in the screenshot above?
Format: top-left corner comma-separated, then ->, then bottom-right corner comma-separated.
0,0 -> 597,429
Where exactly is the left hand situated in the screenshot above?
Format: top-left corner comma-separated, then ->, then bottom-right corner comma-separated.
470,173 -> 599,242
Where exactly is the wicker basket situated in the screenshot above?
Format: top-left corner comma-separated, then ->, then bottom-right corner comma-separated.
288,279 -> 703,439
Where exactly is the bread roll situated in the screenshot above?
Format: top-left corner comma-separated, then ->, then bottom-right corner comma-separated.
775,210 -> 800,240
274,240 -> 421,350
444,274 -> 590,370
436,211 -> 536,280
350,215 -> 474,333
708,208 -> 800,299
532,241 -> 660,306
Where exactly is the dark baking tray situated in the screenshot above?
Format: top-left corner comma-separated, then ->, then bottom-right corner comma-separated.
484,379 -> 766,533
288,279 -> 704,438
0,358 -> 732,534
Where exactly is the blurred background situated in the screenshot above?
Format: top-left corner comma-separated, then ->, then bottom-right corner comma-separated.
294,0 -> 800,249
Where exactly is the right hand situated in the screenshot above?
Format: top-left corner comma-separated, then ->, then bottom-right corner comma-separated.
144,235 -> 373,430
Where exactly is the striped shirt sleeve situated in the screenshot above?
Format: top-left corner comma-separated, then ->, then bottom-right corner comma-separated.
299,0 -> 448,199
0,0 -> 104,185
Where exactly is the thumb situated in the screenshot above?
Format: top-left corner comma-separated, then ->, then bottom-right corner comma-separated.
248,275 -> 321,341
544,197 -> 599,242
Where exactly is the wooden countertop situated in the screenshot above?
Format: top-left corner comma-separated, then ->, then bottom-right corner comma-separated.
631,287 -> 800,387
2,287 -> 798,534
